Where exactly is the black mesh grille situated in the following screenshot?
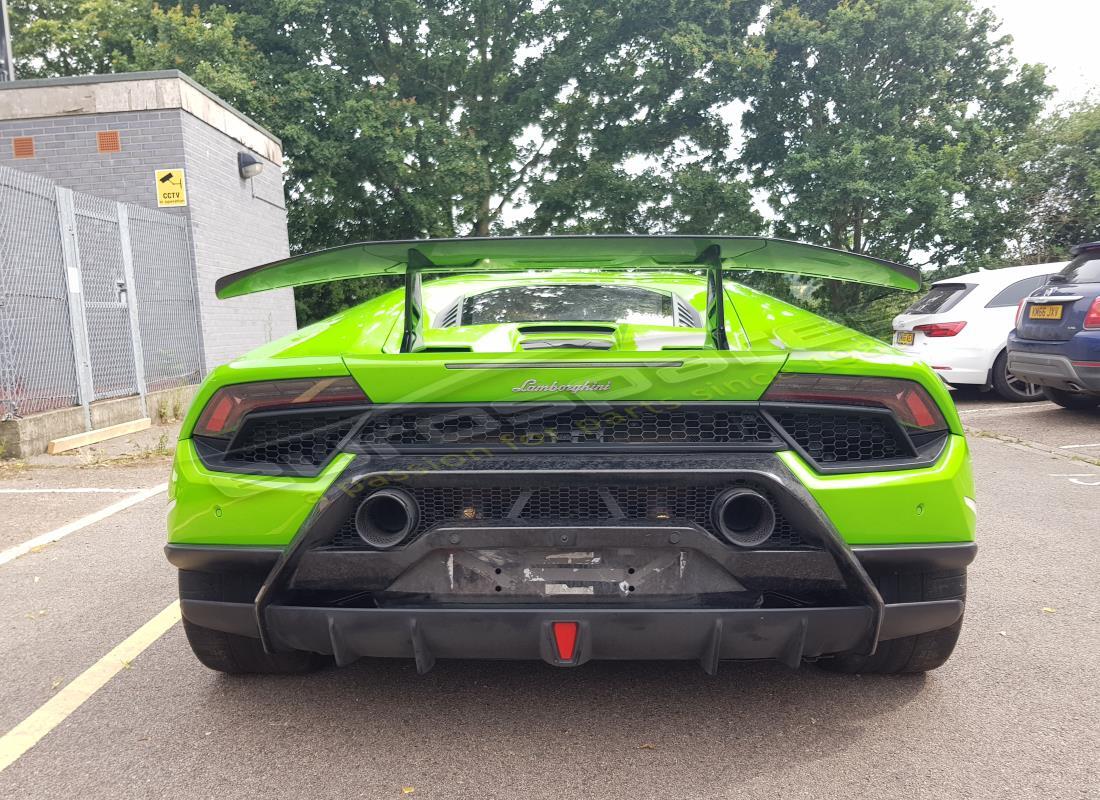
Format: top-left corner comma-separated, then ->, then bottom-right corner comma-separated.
224,411 -> 361,467
209,402 -> 922,473
326,482 -> 810,550
354,405 -> 779,449
769,409 -> 910,463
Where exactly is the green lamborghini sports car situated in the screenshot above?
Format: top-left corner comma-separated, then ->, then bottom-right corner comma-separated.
165,236 -> 975,676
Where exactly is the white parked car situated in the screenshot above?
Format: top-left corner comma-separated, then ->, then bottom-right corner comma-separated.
892,262 -> 1067,401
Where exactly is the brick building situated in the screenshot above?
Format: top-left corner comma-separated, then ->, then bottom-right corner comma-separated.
0,71 -> 296,371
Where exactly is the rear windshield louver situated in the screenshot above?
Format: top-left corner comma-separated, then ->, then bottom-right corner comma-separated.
353,404 -> 781,451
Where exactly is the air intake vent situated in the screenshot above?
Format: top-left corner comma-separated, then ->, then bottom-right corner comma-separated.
520,338 -> 613,350
436,303 -> 460,328
768,408 -> 912,463
219,409 -> 364,470
96,130 -> 122,153
12,137 -> 35,159
517,324 -> 617,335
673,297 -> 702,327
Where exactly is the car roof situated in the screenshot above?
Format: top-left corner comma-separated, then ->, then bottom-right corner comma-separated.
932,262 -> 1066,288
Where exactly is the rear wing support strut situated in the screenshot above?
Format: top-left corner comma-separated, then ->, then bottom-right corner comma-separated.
697,244 -> 729,351
401,248 -> 430,353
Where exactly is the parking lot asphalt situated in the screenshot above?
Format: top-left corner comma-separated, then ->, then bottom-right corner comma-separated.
0,396 -> 1097,799
953,389 -> 1100,462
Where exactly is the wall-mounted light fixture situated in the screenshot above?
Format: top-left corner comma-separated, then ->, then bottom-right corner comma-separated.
238,151 -> 264,179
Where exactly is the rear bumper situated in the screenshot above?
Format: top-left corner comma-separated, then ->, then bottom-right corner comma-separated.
181,596 -> 963,672
936,368 -> 989,387
169,541 -> 974,671
1006,350 -> 1100,392
893,341 -> 991,386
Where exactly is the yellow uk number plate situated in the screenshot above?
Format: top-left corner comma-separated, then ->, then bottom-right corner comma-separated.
1028,304 -> 1063,320
895,331 -> 915,346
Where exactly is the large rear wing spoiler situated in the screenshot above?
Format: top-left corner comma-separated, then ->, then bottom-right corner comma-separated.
215,235 -> 920,352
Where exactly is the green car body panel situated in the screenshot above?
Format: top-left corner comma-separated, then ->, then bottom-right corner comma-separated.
169,271 -> 972,548
167,236 -> 974,674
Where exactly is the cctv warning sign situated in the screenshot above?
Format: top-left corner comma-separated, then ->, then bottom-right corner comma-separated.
155,169 -> 188,207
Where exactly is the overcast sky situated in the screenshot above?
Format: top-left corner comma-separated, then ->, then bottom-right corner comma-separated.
982,0 -> 1099,103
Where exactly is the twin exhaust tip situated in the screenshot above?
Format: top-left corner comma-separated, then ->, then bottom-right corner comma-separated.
355,489 -> 419,548
711,488 -> 777,548
356,486 -> 776,549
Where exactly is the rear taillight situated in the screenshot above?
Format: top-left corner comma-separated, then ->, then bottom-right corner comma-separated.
1084,298 -> 1100,330
193,377 -> 367,439
1015,299 -> 1027,328
914,321 -> 967,337
762,374 -> 948,432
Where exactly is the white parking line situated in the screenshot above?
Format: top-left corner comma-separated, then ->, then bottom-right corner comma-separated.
0,483 -> 168,567
0,488 -> 142,494
1059,442 -> 1100,450
1050,473 -> 1100,486
0,600 -> 180,773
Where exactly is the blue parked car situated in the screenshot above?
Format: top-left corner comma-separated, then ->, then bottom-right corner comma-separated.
1008,241 -> 1100,410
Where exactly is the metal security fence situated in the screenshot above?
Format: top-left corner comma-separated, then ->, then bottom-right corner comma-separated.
0,168 -> 79,416
0,164 -> 202,422
127,204 -> 203,393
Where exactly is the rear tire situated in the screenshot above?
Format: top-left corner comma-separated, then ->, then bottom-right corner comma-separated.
819,569 -> 966,675
183,617 -> 326,674
992,351 -> 1044,402
1042,386 -> 1100,410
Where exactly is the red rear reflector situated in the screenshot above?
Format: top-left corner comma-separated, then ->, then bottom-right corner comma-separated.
552,622 -> 579,661
903,387 -> 937,427
204,393 -> 236,434
914,321 -> 967,337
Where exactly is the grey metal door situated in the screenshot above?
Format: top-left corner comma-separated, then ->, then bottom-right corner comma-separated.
72,194 -> 139,401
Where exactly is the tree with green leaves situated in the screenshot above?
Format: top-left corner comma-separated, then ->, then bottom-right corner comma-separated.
1002,101 -> 1100,264
9,1 -> 263,109
740,0 -> 1049,314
